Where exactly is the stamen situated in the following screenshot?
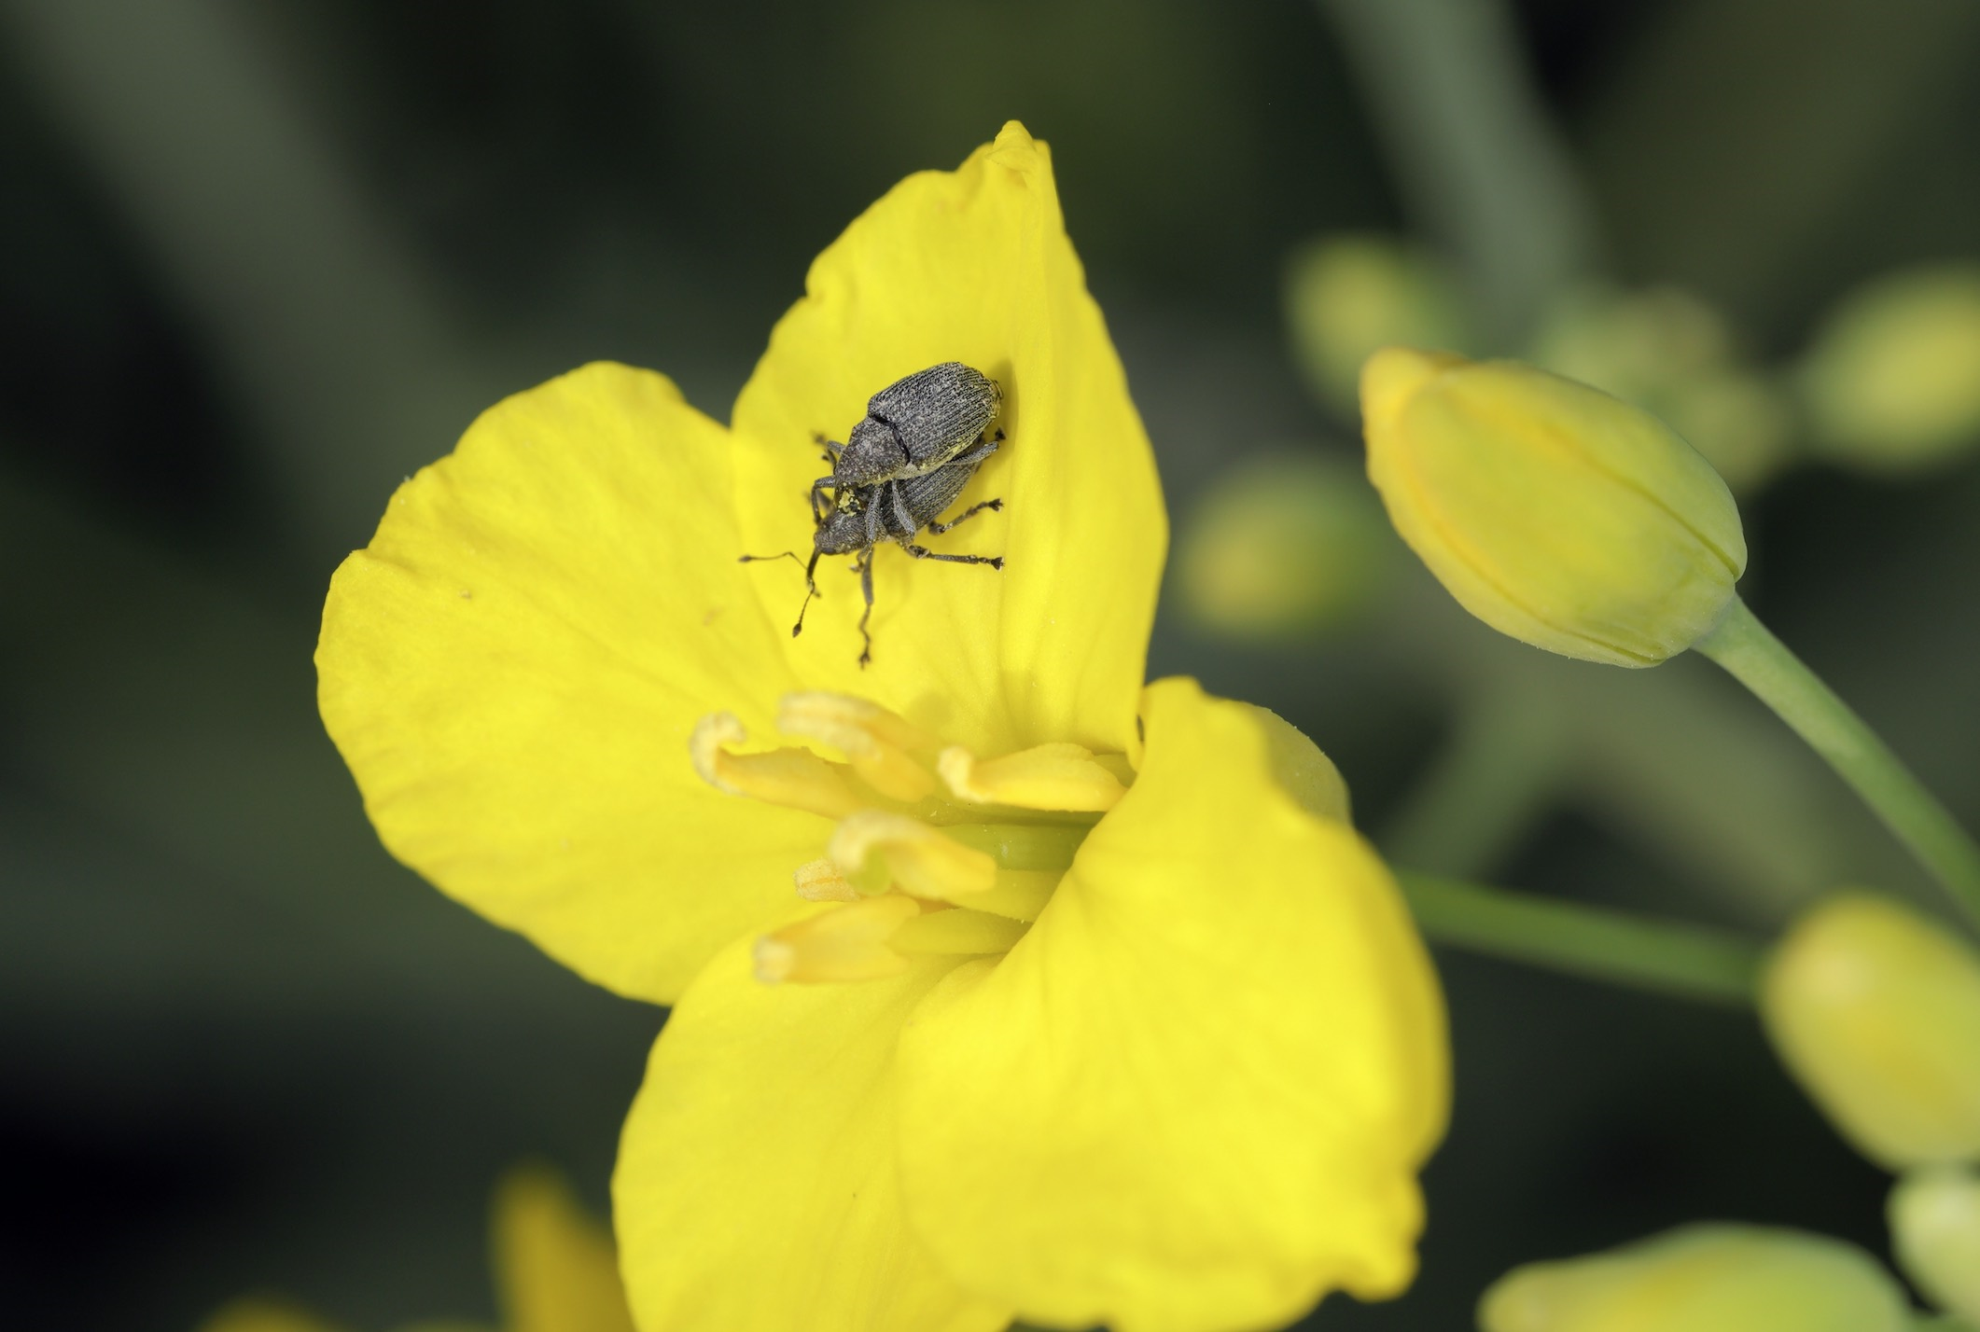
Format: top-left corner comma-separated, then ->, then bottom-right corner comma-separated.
793,859 -> 860,902
828,810 -> 997,903
938,742 -> 1128,812
777,692 -> 937,802
753,894 -> 921,984
690,712 -> 861,819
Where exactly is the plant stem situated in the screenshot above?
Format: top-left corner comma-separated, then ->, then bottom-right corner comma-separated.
1400,872 -> 1765,1005
1379,679 -> 1568,878
1694,597 -> 1980,929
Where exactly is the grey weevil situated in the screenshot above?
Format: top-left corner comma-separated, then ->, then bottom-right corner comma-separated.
743,368 -> 1007,666
808,362 -> 1004,519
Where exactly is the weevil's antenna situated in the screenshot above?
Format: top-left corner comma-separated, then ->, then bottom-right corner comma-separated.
791,550 -> 822,637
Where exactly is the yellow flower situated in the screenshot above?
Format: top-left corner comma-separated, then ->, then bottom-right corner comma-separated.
317,124 -> 1447,1332
1760,893 -> 1980,1169
1360,348 -> 1747,667
1478,1224 -> 1910,1332
198,1165 -> 633,1332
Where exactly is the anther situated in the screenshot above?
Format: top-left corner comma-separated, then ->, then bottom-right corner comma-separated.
828,810 -> 998,903
753,894 -> 921,984
793,859 -> 861,902
777,693 -> 937,802
689,712 -> 861,819
938,742 -> 1128,813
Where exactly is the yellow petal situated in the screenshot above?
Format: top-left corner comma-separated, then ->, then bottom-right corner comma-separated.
318,363 -> 821,1004
731,122 -> 1165,761
895,677 -> 1448,1332
492,1165 -> 636,1332
614,932 -> 1009,1332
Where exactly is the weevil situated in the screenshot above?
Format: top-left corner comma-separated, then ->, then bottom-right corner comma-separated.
809,362 -> 1004,519
743,416 -> 1005,667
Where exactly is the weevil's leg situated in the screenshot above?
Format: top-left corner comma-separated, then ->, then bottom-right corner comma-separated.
887,481 -> 917,540
856,547 -> 876,667
945,439 -> 1000,469
791,549 -> 823,638
739,549 -> 803,567
922,498 -> 1003,535
902,544 -> 1005,570
865,489 -> 887,544
809,476 -> 839,523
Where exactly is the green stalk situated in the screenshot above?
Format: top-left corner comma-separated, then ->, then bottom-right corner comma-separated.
1694,597 -> 1980,929
1400,872 -> 1765,1006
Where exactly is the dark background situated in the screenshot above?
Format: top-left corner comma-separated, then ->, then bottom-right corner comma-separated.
4,1 -> 1978,1328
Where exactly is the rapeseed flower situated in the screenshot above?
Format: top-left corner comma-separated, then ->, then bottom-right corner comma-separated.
319,122 -> 1447,1332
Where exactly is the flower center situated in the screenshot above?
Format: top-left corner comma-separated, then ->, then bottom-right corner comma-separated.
689,692 -> 1130,984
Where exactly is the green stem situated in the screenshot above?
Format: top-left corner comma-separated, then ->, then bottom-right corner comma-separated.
1694,597 -> 1980,929
1400,872 -> 1765,1005
1379,680 -> 1568,877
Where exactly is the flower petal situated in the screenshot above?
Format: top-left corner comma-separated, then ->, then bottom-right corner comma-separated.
318,362 -> 823,1004
731,121 -> 1165,761
896,676 -> 1449,1332
614,931 -> 1010,1332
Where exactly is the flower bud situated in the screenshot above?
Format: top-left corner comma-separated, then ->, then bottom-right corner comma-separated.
1479,1224 -> 1909,1332
1890,1165 -> 1980,1322
1530,285 -> 1793,494
1760,893 -> 1980,1169
1286,236 -> 1469,414
1177,452 -> 1397,639
1360,348 -> 1747,667
1799,264 -> 1980,474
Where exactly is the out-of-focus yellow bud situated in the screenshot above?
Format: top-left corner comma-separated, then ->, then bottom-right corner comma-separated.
1761,893 -> 1980,1169
1800,264 -> 1980,474
1176,452 -> 1397,639
1360,348 -> 1747,667
1286,235 -> 1469,413
1531,286 -> 1794,494
1891,1165 -> 1980,1322
1478,1224 -> 1910,1332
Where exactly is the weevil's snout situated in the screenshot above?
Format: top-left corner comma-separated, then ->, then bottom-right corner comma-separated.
814,509 -> 868,556
835,417 -> 908,486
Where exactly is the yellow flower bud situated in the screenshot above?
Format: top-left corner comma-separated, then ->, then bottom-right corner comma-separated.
1360,348 -> 1748,667
1761,893 -> 1980,1169
1891,1166 -> 1980,1322
1800,264 -> 1980,474
1286,236 -> 1469,413
1530,286 -> 1793,494
1479,1224 -> 1909,1332
1176,452 -> 1397,639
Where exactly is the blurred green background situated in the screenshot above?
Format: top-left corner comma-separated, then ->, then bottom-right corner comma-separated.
4,1 -> 1979,1328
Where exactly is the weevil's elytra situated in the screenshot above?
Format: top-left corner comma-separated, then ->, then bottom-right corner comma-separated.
808,362 -> 1003,516
741,362 -> 1008,667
